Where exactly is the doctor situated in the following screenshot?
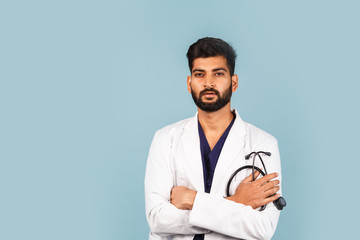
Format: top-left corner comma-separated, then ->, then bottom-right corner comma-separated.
145,37 -> 283,240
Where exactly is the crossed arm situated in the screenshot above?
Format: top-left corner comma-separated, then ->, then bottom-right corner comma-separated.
145,132 -> 282,239
171,171 -> 280,210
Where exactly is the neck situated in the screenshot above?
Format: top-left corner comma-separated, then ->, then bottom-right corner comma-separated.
197,102 -> 234,133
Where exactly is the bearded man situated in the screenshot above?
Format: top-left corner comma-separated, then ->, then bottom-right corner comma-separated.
145,37 -> 283,240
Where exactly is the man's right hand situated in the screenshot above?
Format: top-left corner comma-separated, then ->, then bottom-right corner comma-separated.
226,171 -> 280,209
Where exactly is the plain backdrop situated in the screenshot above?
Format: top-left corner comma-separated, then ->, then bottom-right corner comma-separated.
1,0 -> 360,239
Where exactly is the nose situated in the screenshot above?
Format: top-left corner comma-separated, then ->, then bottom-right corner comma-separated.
203,76 -> 215,88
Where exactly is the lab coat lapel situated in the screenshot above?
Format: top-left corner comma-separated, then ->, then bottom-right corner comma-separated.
181,114 -> 204,191
211,111 -> 246,194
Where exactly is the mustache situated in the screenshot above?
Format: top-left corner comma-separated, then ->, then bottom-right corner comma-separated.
199,88 -> 220,97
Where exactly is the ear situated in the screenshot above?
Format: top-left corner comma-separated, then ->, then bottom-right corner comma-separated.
187,75 -> 192,93
231,74 -> 238,92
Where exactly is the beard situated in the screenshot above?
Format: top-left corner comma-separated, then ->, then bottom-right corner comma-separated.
191,83 -> 232,112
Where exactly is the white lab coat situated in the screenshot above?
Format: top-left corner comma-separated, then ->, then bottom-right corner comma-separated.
145,110 -> 282,240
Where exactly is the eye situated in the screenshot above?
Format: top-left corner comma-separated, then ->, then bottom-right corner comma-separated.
194,73 -> 204,77
215,72 -> 224,76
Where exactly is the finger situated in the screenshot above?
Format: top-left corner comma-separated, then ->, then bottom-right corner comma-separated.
261,193 -> 281,206
261,180 -> 280,191
256,172 -> 278,186
242,170 -> 261,183
264,186 -> 280,197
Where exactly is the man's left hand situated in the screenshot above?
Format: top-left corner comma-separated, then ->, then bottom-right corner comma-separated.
170,186 -> 197,210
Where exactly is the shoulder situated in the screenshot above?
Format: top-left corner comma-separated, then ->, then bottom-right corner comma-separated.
243,120 -> 278,147
233,109 -> 277,146
151,117 -> 193,144
155,117 -> 191,136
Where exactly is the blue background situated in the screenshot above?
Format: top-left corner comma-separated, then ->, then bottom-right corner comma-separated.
1,0 -> 359,239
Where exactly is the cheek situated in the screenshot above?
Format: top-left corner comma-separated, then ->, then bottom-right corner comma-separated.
189,81 -> 200,92
218,80 -> 231,90
190,86 -> 201,98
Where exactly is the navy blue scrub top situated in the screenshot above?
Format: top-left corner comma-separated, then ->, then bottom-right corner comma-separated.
194,113 -> 235,240
198,113 -> 235,193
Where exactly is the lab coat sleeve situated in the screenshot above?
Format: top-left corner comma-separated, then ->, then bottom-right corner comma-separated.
145,131 -> 210,236
189,139 -> 282,240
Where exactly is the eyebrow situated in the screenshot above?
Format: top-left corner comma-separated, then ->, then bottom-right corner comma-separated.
192,68 -> 228,73
192,69 -> 205,73
212,68 -> 227,72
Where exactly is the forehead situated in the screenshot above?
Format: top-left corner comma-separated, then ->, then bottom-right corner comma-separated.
192,56 -> 229,71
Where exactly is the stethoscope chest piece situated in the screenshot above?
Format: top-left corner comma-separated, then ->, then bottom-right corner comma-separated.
273,196 -> 286,210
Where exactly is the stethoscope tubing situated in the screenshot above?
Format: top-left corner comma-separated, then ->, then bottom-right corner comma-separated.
226,151 -> 286,211
226,165 -> 266,197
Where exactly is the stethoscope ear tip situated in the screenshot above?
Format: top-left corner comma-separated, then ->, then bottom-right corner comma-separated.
245,151 -> 271,160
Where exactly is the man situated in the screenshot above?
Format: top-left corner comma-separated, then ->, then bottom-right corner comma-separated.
145,37 -> 283,240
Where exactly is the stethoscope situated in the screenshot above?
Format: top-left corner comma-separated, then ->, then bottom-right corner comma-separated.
226,151 -> 287,211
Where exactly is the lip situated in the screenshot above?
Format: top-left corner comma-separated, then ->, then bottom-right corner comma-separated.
202,91 -> 216,99
203,91 -> 215,95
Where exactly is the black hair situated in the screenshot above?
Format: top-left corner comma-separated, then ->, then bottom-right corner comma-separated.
186,37 -> 237,76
